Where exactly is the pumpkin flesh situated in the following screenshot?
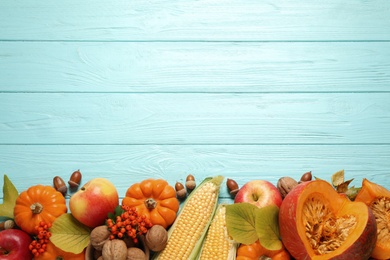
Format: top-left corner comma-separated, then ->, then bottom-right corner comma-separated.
279,180 -> 377,260
355,178 -> 390,260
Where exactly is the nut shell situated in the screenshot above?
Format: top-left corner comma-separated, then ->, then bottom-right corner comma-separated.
175,182 -> 187,200
102,239 -> 127,260
53,176 -> 67,196
145,225 -> 168,252
90,225 -> 111,251
126,247 -> 146,260
68,170 -> 82,188
277,176 -> 298,199
299,171 -> 313,183
185,174 -> 196,191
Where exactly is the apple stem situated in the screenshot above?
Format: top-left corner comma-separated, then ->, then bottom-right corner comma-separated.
30,202 -> 44,214
144,198 -> 157,209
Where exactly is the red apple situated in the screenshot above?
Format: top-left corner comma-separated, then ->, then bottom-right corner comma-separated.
69,178 -> 119,228
0,229 -> 33,260
234,180 -> 282,208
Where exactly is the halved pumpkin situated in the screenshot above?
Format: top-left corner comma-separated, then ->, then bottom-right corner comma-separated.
355,178 -> 390,260
279,180 -> 377,260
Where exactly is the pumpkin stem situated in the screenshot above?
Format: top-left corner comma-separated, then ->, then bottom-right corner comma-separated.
30,202 -> 43,214
144,198 -> 157,209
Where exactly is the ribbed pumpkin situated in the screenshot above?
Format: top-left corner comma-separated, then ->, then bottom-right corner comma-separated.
122,179 -> 179,229
35,241 -> 85,260
236,240 -> 291,260
14,185 -> 67,235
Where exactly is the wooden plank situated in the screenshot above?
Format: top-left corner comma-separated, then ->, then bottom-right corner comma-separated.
0,0 -> 389,41
1,42 -> 390,92
1,93 -> 390,144
1,144 -> 389,202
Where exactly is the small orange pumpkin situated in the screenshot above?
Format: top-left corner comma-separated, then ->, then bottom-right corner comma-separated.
236,240 -> 291,260
35,241 -> 85,260
122,179 -> 180,229
14,185 -> 67,235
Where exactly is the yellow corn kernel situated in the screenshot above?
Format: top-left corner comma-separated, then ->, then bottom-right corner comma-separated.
154,176 -> 223,260
199,205 -> 236,260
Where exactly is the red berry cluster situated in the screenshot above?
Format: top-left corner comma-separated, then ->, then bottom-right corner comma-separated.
106,205 -> 153,244
29,221 -> 52,258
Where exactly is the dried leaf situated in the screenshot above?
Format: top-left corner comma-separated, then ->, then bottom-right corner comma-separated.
50,213 -> 92,254
0,175 -> 19,218
345,186 -> 362,201
331,169 -> 345,187
336,178 -> 354,193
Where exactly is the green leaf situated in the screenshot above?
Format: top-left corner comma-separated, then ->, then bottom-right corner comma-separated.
255,205 -> 282,251
50,213 -> 92,254
0,175 -> 19,218
226,203 -> 258,245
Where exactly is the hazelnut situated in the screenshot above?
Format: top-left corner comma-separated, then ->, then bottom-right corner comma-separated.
126,247 -> 146,260
0,220 -> 15,230
53,176 -> 67,196
68,170 -> 82,188
90,225 -> 111,251
299,171 -> 312,183
175,182 -> 187,200
226,178 -> 239,198
145,224 -> 168,252
277,177 -> 298,199
102,239 -> 127,260
185,174 -> 196,192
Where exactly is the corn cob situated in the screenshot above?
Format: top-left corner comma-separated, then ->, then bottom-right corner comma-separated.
153,175 -> 224,260
198,204 -> 238,260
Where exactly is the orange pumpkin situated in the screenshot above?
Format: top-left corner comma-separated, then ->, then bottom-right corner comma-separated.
14,185 -> 67,235
236,240 -> 290,260
355,178 -> 390,260
122,179 -> 180,229
35,241 -> 85,260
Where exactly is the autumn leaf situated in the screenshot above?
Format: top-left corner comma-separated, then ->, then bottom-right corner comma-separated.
50,213 -> 92,254
331,169 -> 345,187
226,203 -> 258,245
255,205 -> 282,251
0,175 -> 19,218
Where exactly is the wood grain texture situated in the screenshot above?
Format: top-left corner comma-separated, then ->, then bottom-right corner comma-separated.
1,93 -> 389,144
0,0 -> 389,41
1,42 -> 390,92
1,144 -> 389,202
1,0 -> 390,211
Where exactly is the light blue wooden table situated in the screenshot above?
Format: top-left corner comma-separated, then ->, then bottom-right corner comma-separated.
1,0 -> 390,205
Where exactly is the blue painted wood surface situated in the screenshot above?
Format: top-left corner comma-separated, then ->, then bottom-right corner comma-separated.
1,0 -> 390,205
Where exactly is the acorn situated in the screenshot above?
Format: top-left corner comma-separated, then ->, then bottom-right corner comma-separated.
226,178 -> 239,198
68,170 -> 82,188
185,174 -> 196,192
53,176 -> 67,196
175,182 -> 187,200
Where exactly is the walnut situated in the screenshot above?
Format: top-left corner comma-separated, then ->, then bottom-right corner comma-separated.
90,225 -> 111,251
145,225 -> 168,252
127,247 -> 146,260
277,176 -> 298,199
102,239 -> 127,260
